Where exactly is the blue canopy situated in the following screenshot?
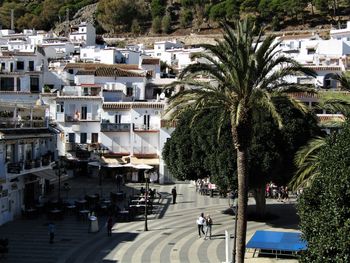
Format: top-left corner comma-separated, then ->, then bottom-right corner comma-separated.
246,230 -> 307,252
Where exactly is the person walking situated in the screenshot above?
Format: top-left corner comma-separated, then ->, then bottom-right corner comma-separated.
204,215 -> 213,240
196,213 -> 205,238
171,186 -> 177,204
107,216 -> 113,237
48,222 -> 55,244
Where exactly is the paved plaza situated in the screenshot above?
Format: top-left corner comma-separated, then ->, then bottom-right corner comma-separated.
0,176 -> 299,263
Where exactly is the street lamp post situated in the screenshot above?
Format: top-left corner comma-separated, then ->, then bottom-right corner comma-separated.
144,171 -> 149,231
93,147 -> 108,186
54,156 -> 66,202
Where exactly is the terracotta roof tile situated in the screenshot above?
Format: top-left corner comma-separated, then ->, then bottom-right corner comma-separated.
64,63 -> 139,70
65,63 -> 144,77
1,51 -> 36,56
142,58 -> 160,65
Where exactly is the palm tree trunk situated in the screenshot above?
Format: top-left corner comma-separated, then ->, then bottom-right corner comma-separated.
235,147 -> 249,263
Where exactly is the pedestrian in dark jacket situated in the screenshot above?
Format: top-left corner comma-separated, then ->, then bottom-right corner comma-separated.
171,186 -> 177,204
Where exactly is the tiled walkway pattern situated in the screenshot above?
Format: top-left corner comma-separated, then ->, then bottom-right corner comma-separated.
0,181 -> 298,263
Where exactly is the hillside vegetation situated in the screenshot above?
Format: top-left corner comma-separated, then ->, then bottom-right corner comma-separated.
1,0 -> 350,35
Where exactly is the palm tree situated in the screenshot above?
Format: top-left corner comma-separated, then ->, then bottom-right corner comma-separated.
165,19 -> 314,262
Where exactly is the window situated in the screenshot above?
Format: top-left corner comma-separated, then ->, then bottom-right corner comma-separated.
1,62 -> 5,70
16,61 -> 24,70
0,77 -> 15,91
91,133 -> 98,143
16,78 -> 21,91
68,69 -> 74,74
28,61 -> 34,71
307,48 -> 315,55
144,114 -> 150,129
81,106 -> 87,120
156,53 -> 161,56
115,114 -> 121,124
80,133 -> 87,143
126,87 -> 133,96
56,102 -> 64,113
68,133 -> 75,143
30,76 -> 39,93
83,88 -> 89,96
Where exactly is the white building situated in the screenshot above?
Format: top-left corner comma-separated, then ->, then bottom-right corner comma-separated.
0,101 -> 57,226
69,22 -> 96,48
79,46 -> 141,65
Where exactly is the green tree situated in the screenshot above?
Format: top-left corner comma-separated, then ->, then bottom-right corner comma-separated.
151,0 -> 165,18
164,19 -> 314,262
179,8 -> 193,28
314,0 -> 330,15
162,15 -> 172,34
0,1 -> 26,29
97,0 -> 140,33
297,124 -> 350,262
131,19 -> 141,36
40,0 -> 61,30
152,16 -> 162,34
164,99 -> 320,217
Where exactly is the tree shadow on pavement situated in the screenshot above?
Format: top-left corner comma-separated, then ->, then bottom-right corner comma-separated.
248,203 -> 300,230
222,203 -> 300,230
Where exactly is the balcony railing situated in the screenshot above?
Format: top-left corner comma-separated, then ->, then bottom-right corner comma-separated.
101,123 -> 131,132
133,123 -> 159,132
0,119 -> 46,129
59,86 -> 101,97
65,114 -> 100,122
7,154 -> 52,174
133,146 -> 158,157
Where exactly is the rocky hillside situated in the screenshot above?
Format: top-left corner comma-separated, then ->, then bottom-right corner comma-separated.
54,3 -> 98,36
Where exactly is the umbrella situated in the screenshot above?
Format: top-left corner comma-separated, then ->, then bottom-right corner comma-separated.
134,164 -> 153,170
123,163 -> 137,168
88,161 -> 101,167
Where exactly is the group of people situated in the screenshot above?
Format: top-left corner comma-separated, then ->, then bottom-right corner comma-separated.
196,213 -> 213,240
139,187 -> 157,200
265,182 -> 289,202
195,178 -> 210,195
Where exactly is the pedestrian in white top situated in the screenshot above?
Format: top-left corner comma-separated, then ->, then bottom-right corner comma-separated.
196,213 -> 205,238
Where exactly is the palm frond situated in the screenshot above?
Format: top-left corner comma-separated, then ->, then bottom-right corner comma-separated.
289,136 -> 326,190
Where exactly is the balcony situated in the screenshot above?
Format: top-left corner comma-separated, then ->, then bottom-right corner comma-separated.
64,114 -> 100,122
133,146 -> 158,158
59,86 -> 101,97
133,124 -> 159,132
0,119 -> 46,129
101,123 -> 131,132
7,154 -> 52,174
